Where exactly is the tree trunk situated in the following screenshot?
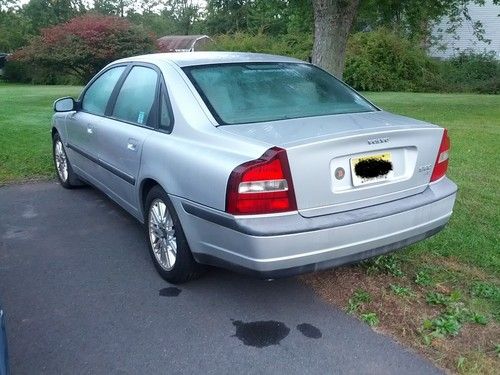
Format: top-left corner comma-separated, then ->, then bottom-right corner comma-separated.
312,0 -> 361,79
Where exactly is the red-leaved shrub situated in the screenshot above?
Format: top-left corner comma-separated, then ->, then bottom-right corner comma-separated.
13,14 -> 157,83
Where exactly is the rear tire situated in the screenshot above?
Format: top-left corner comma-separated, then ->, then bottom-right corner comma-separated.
145,185 -> 203,284
52,133 -> 81,188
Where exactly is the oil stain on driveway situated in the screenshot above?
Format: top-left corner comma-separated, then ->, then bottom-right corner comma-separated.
0,182 -> 443,374
232,320 -> 290,348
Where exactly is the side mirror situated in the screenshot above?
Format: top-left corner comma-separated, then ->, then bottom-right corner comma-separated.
53,97 -> 76,112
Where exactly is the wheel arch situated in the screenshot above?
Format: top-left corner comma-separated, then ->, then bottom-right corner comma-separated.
139,178 -> 162,220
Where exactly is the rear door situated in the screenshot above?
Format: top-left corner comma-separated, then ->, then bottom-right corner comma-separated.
95,64 -> 165,211
66,65 -> 127,182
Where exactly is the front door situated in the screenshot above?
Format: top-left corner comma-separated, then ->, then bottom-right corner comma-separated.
66,65 -> 127,183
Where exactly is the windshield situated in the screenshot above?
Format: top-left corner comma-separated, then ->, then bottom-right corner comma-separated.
183,63 -> 377,125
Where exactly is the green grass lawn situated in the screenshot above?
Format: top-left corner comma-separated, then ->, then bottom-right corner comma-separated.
305,92 -> 499,374
0,83 -> 82,183
2,85 -> 496,273
0,84 -> 499,372
365,92 -> 500,277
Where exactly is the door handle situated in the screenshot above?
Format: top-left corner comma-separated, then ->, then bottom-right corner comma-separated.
86,124 -> 94,135
127,138 -> 138,152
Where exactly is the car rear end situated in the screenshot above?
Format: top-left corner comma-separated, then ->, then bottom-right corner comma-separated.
174,57 -> 457,277
181,132 -> 455,277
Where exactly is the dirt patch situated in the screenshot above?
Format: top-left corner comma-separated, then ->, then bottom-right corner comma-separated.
301,264 -> 500,374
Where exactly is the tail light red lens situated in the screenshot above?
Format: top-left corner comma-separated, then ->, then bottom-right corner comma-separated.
430,129 -> 450,182
226,147 -> 297,215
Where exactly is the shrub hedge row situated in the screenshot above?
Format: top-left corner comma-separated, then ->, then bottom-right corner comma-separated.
3,29 -> 498,93
202,29 -> 499,94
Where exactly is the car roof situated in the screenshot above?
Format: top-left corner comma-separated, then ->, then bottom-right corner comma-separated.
114,51 -> 304,67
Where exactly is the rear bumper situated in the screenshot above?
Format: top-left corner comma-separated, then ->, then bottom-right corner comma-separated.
172,177 -> 457,278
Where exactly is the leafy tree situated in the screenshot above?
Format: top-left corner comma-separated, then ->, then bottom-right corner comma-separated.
3,0 -> 498,81
205,0 -> 252,34
160,0 -> 200,35
246,0 -> 289,35
22,0 -> 86,33
286,0 -> 313,35
204,0 -> 313,36
93,0 -> 134,17
12,14 -> 156,82
127,0 -> 201,36
0,1 -> 30,51
311,0 -> 500,78
355,0 -> 500,46
0,0 -> 15,11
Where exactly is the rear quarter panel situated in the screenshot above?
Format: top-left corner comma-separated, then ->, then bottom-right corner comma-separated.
137,61 -> 270,216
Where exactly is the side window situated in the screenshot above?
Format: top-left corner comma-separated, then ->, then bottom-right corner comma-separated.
112,66 -> 158,125
159,90 -> 173,131
82,66 -> 125,116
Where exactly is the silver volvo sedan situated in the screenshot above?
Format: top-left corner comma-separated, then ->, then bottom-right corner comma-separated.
52,52 -> 457,283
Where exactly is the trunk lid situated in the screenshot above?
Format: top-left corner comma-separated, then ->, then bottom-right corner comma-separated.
220,111 -> 444,217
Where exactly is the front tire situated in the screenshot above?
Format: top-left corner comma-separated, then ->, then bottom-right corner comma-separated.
52,133 -> 80,188
145,185 -> 203,284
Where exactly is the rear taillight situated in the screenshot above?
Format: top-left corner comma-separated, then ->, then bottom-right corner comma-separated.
226,147 -> 297,215
430,129 -> 450,182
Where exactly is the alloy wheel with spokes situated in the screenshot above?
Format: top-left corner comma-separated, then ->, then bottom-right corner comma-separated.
53,133 -> 80,188
144,185 -> 203,283
148,198 -> 177,271
54,139 -> 69,182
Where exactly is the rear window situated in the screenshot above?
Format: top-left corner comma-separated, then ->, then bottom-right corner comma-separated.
183,63 -> 376,125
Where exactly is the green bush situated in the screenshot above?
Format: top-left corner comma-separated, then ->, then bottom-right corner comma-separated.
204,30 -> 498,94
3,59 -> 30,83
202,32 -> 312,61
7,26 -> 497,93
438,51 -> 500,94
344,28 -> 440,92
3,59 -> 80,85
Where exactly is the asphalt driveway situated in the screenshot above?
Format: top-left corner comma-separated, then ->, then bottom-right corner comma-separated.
0,182 -> 441,374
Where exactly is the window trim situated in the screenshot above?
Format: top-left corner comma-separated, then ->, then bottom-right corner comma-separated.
158,80 -> 175,134
106,62 -> 175,133
104,64 -> 133,117
78,64 -> 130,116
77,62 -> 175,133
182,62 -> 380,126
107,63 -> 159,129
